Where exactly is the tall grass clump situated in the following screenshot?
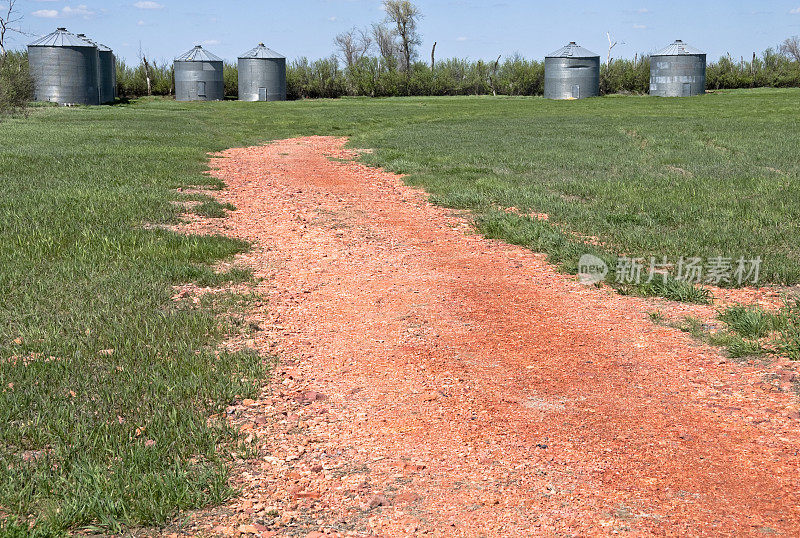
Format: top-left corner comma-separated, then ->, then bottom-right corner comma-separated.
716,300 -> 800,360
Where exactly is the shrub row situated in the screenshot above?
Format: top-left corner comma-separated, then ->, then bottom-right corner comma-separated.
114,50 -> 800,99
5,48 -> 800,104
0,51 -> 34,114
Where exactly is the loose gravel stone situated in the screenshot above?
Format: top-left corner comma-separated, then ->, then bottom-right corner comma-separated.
171,136 -> 800,536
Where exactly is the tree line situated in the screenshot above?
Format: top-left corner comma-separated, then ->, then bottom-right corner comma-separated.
113,46 -> 800,99
5,41 -> 800,109
118,0 -> 800,98
3,0 -> 800,112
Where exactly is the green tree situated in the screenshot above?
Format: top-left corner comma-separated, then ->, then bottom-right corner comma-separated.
0,50 -> 33,114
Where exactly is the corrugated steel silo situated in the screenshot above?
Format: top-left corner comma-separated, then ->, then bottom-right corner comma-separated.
650,40 -> 706,97
544,42 -> 600,100
79,34 -> 116,104
97,44 -> 117,104
237,43 -> 287,102
27,28 -> 100,105
174,45 -> 224,101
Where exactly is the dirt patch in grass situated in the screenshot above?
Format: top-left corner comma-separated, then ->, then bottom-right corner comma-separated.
665,164 -> 694,177
171,136 -> 800,536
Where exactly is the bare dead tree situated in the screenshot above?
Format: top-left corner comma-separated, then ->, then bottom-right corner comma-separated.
780,36 -> 800,62
383,0 -> 422,72
430,41 -> 436,70
334,27 -> 372,68
606,32 -> 625,67
371,23 -> 397,61
0,0 -> 24,57
489,55 -> 501,96
334,30 -> 356,67
138,42 -> 152,96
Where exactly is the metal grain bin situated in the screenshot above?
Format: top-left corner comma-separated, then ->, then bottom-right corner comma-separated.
27,28 -> 100,105
97,44 -> 117,104
78,35 -> 116,104
174,45 -> 224,102
544,42 -> 600,100
237,43 -> 286,102
650,40 -> 706,97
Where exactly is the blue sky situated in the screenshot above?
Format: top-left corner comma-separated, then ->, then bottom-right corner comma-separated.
7,0 -> 800,64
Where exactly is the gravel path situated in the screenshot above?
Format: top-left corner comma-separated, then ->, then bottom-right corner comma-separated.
175,136 -> 800,537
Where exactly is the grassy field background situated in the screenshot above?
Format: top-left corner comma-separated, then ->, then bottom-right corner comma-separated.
359,89 -> 800,286
1,89 -> 798,533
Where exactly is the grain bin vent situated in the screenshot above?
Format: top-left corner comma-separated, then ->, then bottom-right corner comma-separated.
238,43 -> 287,102
650,40 -> 707,97
174,45 -> 225,101
544,42 -> 600,100
28,28 -> 100,105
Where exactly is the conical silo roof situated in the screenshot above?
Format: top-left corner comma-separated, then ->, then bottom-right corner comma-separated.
239,43 -> 285,60
175,45 -> 223,62
29,28 -> 95,48
546,42 -> 599,59
76,34 -> 112,52
653,40 -> 705,56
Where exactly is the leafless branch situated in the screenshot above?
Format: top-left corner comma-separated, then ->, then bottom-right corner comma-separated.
0,0 -> 26,57
138,42 -> 152,96
334,27 -> 372,68
780,36 -> 800,62
490,55 -> 501,96
606,32 -> 625,67
372,23 -> 397,61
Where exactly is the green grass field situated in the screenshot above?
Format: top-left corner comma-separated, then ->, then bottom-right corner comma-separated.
1,89 -> 799,533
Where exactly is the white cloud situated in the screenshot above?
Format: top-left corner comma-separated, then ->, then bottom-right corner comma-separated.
32,9 -> 59,18
62,5 -> 95,17
134,1 -> 164,9
328,16 -> 337,21
137,19 -> 146,26
202,39 -> 220,46
791,7 -> 800,14
637,8 -> 650,14
633,24 -> 647,29
456,36 -> 468,42
32,4 -> 96,19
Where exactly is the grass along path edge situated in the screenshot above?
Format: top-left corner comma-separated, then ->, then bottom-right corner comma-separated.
1,90 -> 799,531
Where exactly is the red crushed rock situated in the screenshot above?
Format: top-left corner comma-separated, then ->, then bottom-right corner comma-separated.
173,136 -> 800,537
